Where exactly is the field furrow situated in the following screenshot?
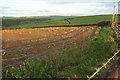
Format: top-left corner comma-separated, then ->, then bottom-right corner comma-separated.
2,26 -> 100,71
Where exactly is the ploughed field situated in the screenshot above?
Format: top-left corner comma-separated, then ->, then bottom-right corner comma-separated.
2,26 -> 100,71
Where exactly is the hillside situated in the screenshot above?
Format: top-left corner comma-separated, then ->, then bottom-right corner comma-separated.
2,15 -> 120,29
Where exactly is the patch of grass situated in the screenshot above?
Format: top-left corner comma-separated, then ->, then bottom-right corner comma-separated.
6,20 -> 69,29
17,20 -> 69,28
4,27 -> 119,78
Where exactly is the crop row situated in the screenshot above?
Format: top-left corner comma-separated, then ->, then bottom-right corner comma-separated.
2,26 -> 96,48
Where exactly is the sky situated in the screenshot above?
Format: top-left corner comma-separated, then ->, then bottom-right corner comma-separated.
0,0 -> 119,17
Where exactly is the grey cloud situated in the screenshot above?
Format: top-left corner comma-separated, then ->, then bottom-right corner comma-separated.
38,10 -> 50,12
0,6 -> 10,9
0,1 -> 10,4
47,1 -> 76,4
1,0 -> 117,16
92,8 -> 114,14
99,2 -> 118,7
43,0 -> 119,5
1,6 -> 51,16
0,1 -> 11,7
0,6 -> 10,14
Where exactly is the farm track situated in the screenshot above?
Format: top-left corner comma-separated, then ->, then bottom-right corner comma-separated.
2,26 -> 100,71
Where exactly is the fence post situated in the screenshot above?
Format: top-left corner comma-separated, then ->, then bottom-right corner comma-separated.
114,68 -> 119,78
112,5 -> 116,28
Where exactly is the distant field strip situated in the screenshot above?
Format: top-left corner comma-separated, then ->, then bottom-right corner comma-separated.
10,20 -> 69,28
68,15 -> 113,25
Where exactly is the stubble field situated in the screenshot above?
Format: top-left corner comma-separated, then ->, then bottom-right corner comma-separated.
2,26 -> 99,71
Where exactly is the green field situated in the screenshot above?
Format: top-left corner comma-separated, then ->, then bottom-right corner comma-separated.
13,20 -> 69,28
2,16 -> 71,28
2,15 -> 120,29
69,15 -> 113,24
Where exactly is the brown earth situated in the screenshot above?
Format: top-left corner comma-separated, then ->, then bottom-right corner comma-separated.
2,26 -> 100,72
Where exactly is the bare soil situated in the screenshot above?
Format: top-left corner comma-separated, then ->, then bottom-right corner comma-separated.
2,26 -> 100,72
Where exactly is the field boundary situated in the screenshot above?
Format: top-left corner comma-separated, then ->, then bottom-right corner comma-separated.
66,15 -> 113,20
114,24 -> 120,38
31,24 -> 97,28
64,19 -> 72,24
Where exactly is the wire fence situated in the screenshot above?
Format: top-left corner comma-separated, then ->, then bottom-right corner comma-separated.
87,49 -> 120,80
87,22 -> 120,80
114,24 -> 120,38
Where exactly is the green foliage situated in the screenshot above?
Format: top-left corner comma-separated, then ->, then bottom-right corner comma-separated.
7,57 -> 62,78
62,43 -> 65,54
98,20 -> 111,26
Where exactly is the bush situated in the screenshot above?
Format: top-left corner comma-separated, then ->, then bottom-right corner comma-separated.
98,20 -> 111,26
117,38 -> 120,48
5,56 -> 62,78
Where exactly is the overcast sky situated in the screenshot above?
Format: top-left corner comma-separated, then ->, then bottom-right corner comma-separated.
0,0 -> 119,17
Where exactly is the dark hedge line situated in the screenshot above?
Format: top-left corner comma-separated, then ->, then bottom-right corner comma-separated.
2,18 -> 50,27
